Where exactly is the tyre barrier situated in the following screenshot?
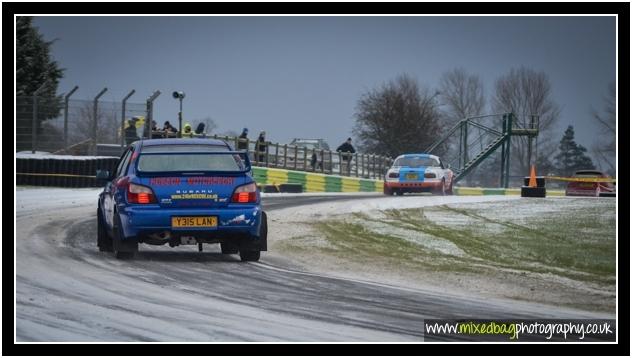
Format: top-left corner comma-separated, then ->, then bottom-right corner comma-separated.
258,184 -> 280,193
521,186 -> 547,198
278,183 -> 303,193
521,176 -> 546,197
16,157 -> 119,188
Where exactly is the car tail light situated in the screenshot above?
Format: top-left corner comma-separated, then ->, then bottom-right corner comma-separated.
424,172 -> 436,178
388,172 -> 399,178
127,182 -> 157,204
231,183 -> 258,203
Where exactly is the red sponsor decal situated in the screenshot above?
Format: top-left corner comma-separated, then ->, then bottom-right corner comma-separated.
150,177 -> 181,186
149,177 -> 235,186
187,177 -> 236,185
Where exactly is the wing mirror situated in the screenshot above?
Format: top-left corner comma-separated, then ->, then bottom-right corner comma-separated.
96,170 -> 112,182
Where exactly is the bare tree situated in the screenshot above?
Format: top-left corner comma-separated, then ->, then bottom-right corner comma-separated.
492,66 -> 561,175
438,68 -> 486,184
439,68 -> 485,124
591,82 -> 615,175
71,101 -> 120,145
352,74 -> 442,158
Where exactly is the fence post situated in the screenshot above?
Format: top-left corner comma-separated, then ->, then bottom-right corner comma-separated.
63,86 -> 79,152
338,151 -> 343,176
274,142 -> 279,167
145,90 -> 161,139
302,147 -> 308,171
355,153 -> 359,177
31,81 -> 51,154
121,89 -> 135,150
265,142 -> 270,167
283,144 -> 288,169
254,140 -> 259,165
92,88 -> 108,155
320,149 -> 324,173
293,145 -> 298,170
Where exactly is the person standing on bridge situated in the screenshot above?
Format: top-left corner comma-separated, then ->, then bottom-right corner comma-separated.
125,118 -> 140,145
255,131 -> 267,163
193,123 -> 206,138
163,121 -> 178,137
336,137 -> 356,175
237,128 -> 249,151
181,123 -> 193,138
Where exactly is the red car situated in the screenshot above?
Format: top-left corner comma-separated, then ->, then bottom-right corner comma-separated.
565,170 -> 616,197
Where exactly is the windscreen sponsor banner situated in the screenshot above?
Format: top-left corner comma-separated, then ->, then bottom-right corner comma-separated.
423,319 -> 616,342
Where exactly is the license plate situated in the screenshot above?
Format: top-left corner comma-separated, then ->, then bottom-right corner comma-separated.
406,173 -> 418,180
171,216 -> 217,228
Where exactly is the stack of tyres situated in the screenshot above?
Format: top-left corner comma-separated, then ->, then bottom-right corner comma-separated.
521,176 -> 546,198
61,160 -> 69,187
279,183 -> 303,193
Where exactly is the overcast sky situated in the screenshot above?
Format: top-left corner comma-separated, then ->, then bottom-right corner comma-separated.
33,16 -> 615,151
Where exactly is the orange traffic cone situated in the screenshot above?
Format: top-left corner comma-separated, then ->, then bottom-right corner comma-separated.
528,165 -> 537,187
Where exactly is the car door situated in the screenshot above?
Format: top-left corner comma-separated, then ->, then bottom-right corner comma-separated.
103,147 -> 133,227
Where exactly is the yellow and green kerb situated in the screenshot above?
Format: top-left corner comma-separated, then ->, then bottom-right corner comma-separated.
252,167 -> 383,193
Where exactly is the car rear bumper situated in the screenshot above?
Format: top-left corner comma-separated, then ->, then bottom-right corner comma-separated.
565,189 -> 597,196
384,181 -> 442,190
119,204 -> 263,240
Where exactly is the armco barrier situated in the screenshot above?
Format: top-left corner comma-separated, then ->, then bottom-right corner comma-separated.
253,167 -> 382,193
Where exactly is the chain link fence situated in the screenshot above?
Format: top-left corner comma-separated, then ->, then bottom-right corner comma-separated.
16,94 -> 393,179
16,96 -> 146,156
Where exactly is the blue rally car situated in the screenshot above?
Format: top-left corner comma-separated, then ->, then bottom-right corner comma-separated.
383,153 -> 454,196
96,139 -> 266,261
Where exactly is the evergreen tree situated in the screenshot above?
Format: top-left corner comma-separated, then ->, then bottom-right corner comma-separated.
554,126 -> 594,177
16,16 -> 65,151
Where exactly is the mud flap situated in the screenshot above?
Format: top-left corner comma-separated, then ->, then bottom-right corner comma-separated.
113,214 -> 139,253
240,211 -> 267,251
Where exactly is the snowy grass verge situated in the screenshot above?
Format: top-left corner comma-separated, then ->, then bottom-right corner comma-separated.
271,197 -> 616,312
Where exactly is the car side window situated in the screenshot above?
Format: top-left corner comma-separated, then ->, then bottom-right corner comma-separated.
115,149 -> 133,178
122,147 -> 136,175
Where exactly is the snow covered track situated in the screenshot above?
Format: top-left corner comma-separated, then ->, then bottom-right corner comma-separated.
15,189 -> 606,342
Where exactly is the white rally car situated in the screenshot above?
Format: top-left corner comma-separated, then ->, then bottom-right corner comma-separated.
383,153 -> 454,196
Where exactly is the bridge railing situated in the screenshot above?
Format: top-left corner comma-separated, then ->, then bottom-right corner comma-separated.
193,134 -> 394,180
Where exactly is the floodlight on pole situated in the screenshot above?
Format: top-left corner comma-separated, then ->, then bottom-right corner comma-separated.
173,91 -> 185,138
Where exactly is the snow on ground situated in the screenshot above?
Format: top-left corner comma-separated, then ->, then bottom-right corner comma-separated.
15,187 -> 102,217
264,194 -> 616,315
270,194 -> 520,219
14,187 -> 613,342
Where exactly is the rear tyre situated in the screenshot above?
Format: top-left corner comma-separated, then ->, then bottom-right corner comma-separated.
239,250 -> 260,262
446,182 -> 454,196
434,180 -> 445,196
113,213 -> 138,260
384,186 -> 393,196
97,208 -> 113,252
394,190 -> 404,196
221,242 -> 239,255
